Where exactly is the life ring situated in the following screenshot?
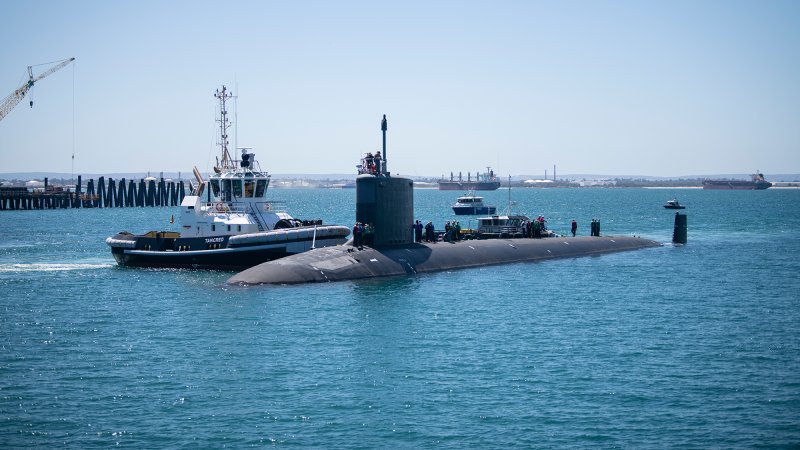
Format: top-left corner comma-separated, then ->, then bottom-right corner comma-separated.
214,202 -> 225,212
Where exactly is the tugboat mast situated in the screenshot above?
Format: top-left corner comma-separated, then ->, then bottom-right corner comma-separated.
215,86 -> 235,171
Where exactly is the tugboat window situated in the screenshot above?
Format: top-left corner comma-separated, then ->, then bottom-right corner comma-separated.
212,224 -> 216,231
255,180 -> 267,197
222,179 -> 232,202
244,180 -> 255,198
233,180 -> 243,198
210,179 -> 220,196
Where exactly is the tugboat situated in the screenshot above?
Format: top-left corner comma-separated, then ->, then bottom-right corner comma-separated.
451,192 -> 497,215
663,199 -> 686,209
106,85 -> 350,270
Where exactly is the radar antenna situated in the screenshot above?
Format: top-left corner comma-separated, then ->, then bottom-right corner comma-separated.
214,86 -> 236,170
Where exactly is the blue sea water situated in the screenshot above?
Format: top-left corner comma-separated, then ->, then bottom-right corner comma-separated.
1,187 -> 799,448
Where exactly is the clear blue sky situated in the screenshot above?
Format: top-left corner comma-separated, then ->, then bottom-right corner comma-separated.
1,0 -> 798,177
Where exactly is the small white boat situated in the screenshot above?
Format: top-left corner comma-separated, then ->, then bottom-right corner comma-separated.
452,194 -> 496,215
663,199 -> 686,209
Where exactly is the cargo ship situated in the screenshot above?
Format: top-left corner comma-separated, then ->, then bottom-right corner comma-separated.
438,167 -> 500,191
702,172 -> 772,190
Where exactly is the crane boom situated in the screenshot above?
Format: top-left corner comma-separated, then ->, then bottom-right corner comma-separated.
0,57 -> 75,122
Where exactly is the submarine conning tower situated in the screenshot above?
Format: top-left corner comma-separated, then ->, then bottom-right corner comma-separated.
356,115 -> 414,247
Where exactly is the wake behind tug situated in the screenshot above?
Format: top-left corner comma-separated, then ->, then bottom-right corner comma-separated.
228,115 -> 660,285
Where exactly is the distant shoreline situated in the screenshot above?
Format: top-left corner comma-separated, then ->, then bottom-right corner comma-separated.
642,186 -> 703,189
2,173 -> 799,190
2,172 -> 799,182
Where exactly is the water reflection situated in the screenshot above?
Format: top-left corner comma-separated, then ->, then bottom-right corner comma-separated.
349,274 -> 422,300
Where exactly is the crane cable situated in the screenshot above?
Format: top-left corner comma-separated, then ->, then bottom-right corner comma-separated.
72,61 -> 77,183
28,58 -> 70,69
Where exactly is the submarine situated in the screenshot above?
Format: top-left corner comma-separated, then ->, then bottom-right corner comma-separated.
227,115 -> 661,286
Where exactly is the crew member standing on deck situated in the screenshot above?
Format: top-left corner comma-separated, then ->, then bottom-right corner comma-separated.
365,152 -> 374,174
364,223 -> 374,246
353,222 -> 363,249
425,221 -> 434,242
571,219 -> 577,237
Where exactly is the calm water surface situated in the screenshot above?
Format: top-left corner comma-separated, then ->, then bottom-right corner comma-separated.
1,187 -> 798,447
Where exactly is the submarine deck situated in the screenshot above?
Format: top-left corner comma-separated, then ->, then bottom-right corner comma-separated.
228,235 -> 661,285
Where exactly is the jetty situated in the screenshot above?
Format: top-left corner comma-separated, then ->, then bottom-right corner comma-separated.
0,176 -> 192,210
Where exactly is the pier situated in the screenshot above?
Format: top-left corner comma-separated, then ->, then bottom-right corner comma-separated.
0,176 -> 193,211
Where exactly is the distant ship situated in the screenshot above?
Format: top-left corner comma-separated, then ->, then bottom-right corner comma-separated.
438,167 -> 501,191
702,172 -> 772,190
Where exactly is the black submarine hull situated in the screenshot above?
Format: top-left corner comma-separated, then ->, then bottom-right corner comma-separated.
227,236 -> 661,285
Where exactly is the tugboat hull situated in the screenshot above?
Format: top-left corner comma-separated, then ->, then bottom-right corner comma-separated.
107,226 -> 350,270
111,244 -> 312,270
